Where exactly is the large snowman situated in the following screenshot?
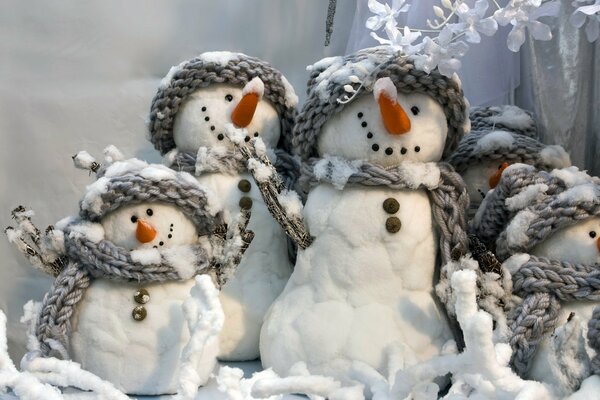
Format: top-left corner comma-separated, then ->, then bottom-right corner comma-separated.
147,51 -> 298,361
449,105 -> 570,218
11,151 -> 249,395
472,164 -> 600,396
259,47 -> 471,389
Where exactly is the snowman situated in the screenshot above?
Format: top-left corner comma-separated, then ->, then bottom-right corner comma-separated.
147,51 -> 299,361
449,105 -> 570,217
5,148 -> 252,395
254,47 -> 471,390
471,164 -> 600,396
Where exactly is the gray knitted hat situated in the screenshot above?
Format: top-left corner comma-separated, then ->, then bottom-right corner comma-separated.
147,51 -> 298,155
469,105 -> 537,138
472,164 -> 600,260
73,148 -> 218,235
449,127 -> 571,174
293,46 -> 470,161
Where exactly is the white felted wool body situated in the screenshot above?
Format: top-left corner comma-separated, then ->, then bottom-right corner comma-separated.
261,88 -> 454,384
69,202 -> 218,395
195,171 -> 292,361
525,217 -> 600,393
172,82 -> 293,361
260,184 -> 452,382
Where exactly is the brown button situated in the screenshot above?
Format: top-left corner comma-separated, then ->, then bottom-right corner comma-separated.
239,196 -> 253,210
134,288 -> 149,304
132,306 -> 147,321
385,217 -> 401,233
238,179 -> 251,193
382,198 -> 400,214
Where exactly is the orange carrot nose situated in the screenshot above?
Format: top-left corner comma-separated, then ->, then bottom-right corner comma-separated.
596,236 -> 600,253
231,77 -> 264,128
489,162 -> 510,189
136,219 -> 157,243
374,77 -> 411,135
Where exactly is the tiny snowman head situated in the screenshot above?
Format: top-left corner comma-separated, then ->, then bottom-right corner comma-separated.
449,108 -> 570,208
147,51 -> 298,156
292,47 -> 470,165
74,147 -> 220,255
488,165 -> 600,262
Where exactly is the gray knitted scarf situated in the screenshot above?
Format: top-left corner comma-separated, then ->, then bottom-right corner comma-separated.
509,255 -> 600,376
300,157 -> 469,265
35,221 -> 211,358
167,147 -> 301,190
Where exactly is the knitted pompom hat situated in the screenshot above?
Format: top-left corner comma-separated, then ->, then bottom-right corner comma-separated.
292,46 -> 471,161
469,105 -> 538,138
471,164 -> 600,260
148,51 -> 299,155
448,128 -> 571,174
73,147 -> 219,235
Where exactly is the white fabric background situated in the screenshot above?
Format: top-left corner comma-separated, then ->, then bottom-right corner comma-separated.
0,0 -> 356,362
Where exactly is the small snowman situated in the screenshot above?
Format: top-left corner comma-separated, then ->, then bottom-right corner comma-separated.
449,105 -> 570,217
472,164 -> 600,396
252,47 -> 471,390
147,51 -> 298,361
5,148 -> 253,395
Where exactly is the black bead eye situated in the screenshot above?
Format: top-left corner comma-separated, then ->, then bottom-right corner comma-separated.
411,106 -> 420,116
590,231 -> 597,238
225,94 -> 233,102
254,132 -> 259,137
146,209 -> 153,216
131,215 -> 138,223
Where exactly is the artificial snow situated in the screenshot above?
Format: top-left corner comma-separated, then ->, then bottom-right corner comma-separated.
242,77 -> 265,98
373,77 -> 397,101
505,183 -> 549,211
505,210 -> 538,249
557,183 -> 600,204
247,159 -> 273,183
474,130 -> 515,152
177,275 -> 223,399
279,75 -> 299,108
66,221 -> 105,243
72,151 -> 97,171
488,105 -> 535,130
313,155 -> 363,190
540,145 -> 570,169
102,145 -> 124,164
163,245 -> 201,279
225,123 -> 249,145
502,253 -> 531,275
199,51 -> 238,66
551,166 -> 595,188
129,247 -> 162,266
277,190 -> 303,218
395,162 -> 441,190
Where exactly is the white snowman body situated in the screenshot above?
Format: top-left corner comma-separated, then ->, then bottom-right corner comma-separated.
261,88 -> 455,382
69,203 -> 218,395
524,217 -> 600,391
172,83 -> 293,361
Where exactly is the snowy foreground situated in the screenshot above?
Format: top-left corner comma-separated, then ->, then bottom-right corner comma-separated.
2,271 -> 600,400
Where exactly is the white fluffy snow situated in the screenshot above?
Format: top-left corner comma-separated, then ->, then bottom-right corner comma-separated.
279,75 -> 299,108
540,145 -> 571,169
163,245 -> 202,280
475,130 -> 515,152
488,105 -> 534,130
373,77 -> 397,101
557,183 -> 600,204
277,190 -> 303,218
199,51 -> 238,66
505,210 -> 538,249
247,158 -> 273,183
242,77 -> 265,98
72,150 -> 97,171
505,183 -> 549,211
502,253 -> 531,275
66,221 -> 105,243
130,247 -> 162,265
551,166 -> 595,188
177,275 -> 223,399
102,145 -> 124,164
